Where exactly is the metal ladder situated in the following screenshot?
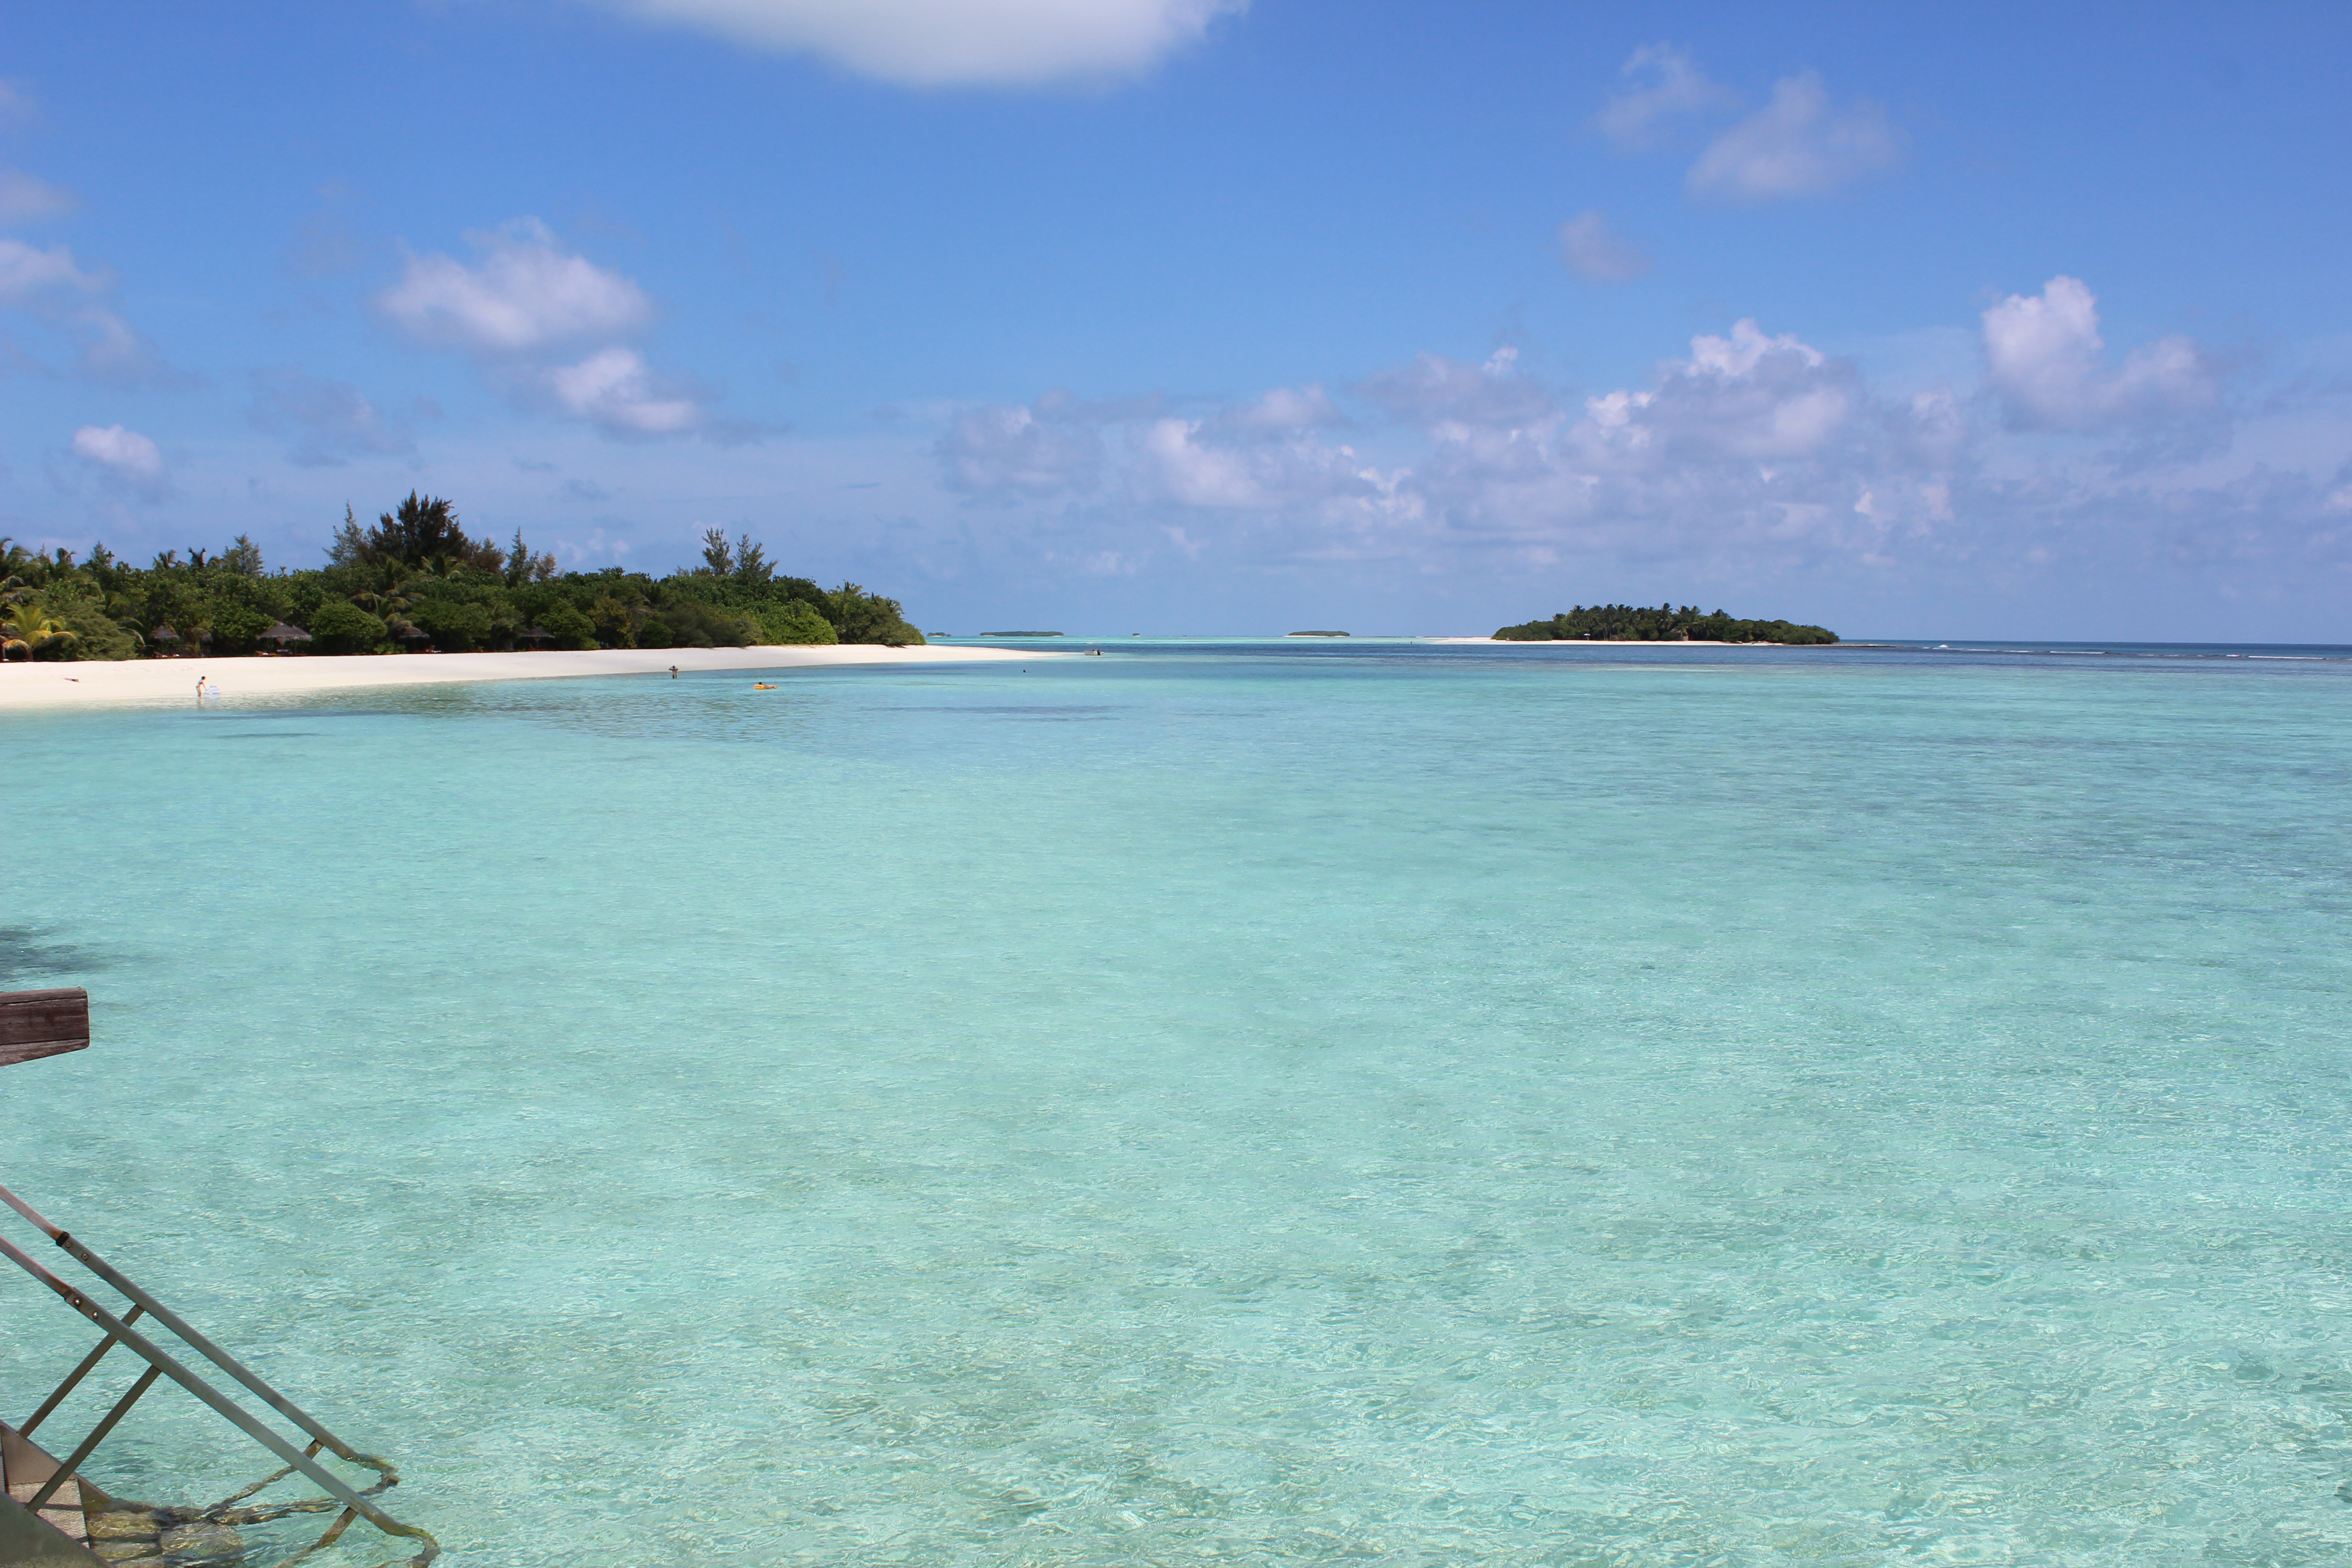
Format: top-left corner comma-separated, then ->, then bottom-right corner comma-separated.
0,1180 -> 438,1567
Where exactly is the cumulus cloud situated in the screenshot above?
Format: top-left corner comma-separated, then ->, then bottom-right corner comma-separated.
937,390 -> 1104,495
378,218 -> 653,353
1556,211 -> 1651,282
545,348 -> 706,436
582,0 -> 1245,87
902,275 -> 2312,613
1217,384 -> 1337,434
1687,72 -> 1902,201
1137,416 -> 1384,512
1596,44 -> 1734,149
1980,275 -> 2218,431
0,169 -> 75,222
379,218 -> 725,439
1575,321 -> 1855,466
70,424 -> 167,498
1357,346 -> 1553,428
927,318 -> 1958,582
246,367 -> 416,466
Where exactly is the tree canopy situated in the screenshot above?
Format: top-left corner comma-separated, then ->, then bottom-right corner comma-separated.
326,493 -> 508,574
0,504 -> 926,661
1493,603 -> 1838,644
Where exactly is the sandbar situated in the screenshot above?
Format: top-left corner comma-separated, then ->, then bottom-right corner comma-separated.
0,643 -> 1054,712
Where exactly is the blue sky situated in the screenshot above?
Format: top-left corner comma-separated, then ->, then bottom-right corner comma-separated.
6,1 -> 2351,638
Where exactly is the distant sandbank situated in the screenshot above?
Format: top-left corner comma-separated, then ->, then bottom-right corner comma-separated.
0,643 -> 1053,712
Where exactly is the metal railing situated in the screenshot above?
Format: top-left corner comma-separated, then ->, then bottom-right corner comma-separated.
0,1180 -> 438,1567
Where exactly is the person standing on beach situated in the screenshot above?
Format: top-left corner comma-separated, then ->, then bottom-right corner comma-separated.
670,665 -> 679,679
195,676 -> 205,706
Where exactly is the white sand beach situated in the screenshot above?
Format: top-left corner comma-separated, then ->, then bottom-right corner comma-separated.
0,643 -> 1052,711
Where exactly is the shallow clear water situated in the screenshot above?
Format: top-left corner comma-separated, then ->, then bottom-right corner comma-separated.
7,642 -> 2352,1567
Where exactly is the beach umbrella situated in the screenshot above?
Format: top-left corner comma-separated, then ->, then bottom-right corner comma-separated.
260,621 -> 313,650
149,623 -> 180,647
518,626 -> 554,647
388,620 -> 431,647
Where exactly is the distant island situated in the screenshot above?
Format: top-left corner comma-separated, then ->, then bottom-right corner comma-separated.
0,492 -> 927,660
1494,603 -> 1837,645
1288,630 -> 1349,637
981,631 -> 1062,637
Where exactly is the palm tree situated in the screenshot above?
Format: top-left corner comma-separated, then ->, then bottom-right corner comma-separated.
349,558 -> 416,617
0,594 -> 75,658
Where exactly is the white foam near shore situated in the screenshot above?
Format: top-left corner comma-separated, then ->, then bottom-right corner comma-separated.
0,643 -> 1052,711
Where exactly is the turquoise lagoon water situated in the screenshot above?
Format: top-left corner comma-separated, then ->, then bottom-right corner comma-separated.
6,639 -> 2352,1567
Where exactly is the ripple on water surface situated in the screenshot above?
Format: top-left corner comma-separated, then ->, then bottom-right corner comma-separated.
5,643 -> 2352,1567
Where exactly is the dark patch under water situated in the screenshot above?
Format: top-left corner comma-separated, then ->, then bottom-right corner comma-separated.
0,926 -> 109,985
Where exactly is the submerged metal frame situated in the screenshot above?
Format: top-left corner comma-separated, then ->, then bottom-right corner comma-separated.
0,1181 -> 438,1567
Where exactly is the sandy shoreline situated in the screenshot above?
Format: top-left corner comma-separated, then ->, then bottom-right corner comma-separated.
0,643 -> 1051,712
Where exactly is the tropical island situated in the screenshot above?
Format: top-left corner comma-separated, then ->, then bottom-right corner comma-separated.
1494,603 -> 1838,644
1288,630 -> 1349,637
0,493 -> 925,660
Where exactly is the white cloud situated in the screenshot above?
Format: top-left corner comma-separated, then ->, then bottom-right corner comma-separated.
937,391 -> 1105,495
1687,72 -> 1902,201
583,0 -> 1245,87
378,219 -> 725,440
1138,416 -> 1379,511
379,219 -> 652,353
69,308 -> 162,379
1574,320 -> 1855,467
247,367 -> 416,466
1980,275 -> 2218,431
0,238 -> 106,302
923,320 -> 1954,581
0,169 -> 75,222
1596,44 -> 1734,150
1556,211 -> 1651,282
1358,346 -> 1553,428
0,240 -> 164,382
545,348 -> 706,436
1221,384 -> 1337,433
70,424 -> 167,498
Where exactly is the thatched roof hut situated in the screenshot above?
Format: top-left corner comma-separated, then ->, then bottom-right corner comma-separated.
260,621 -> 313,650
518,626 -> 554,646
149,623 -> 180,646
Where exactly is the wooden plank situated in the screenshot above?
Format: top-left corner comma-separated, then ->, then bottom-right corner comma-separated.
0,990 -> 89,1068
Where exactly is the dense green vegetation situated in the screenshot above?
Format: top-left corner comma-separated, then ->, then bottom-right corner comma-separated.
0,494 -> 925,660
1494,603 -> 1838,644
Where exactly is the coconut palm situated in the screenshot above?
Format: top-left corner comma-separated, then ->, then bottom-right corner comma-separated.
0,594 -> 76,658
349,558 -> 416,618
